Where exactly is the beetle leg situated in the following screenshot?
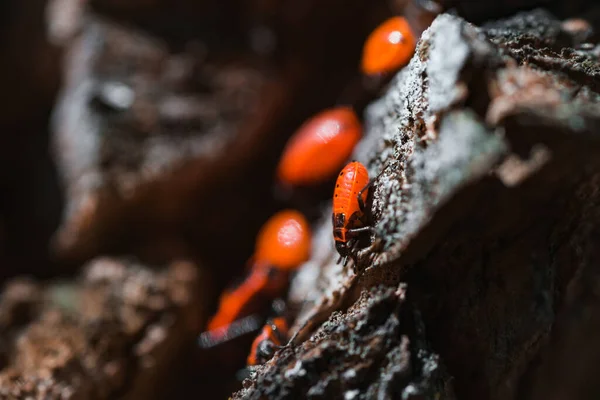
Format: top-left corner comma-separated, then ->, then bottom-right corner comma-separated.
356,236 -> 382,267
357,185 -> 370,213
270,344 -> 286,352
346,226 -> 374,235
271,322 -> 287,344
198,314 -> 264,349
357,164 -> 391,212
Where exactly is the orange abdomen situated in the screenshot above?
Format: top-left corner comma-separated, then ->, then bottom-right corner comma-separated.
206,210 -> 310,332
361,16 -> 416,76
206,264 -> 287,331
254,210 -> 311,271
277,107 -> 362,185
333,161 -> 369,216
332,162 -> 369,241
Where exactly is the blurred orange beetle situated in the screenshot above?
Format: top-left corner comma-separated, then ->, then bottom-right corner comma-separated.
247,317 -> 288,366
361,16 -> 417,76
254,209 -> 312,272
200,210 -> 311,345
277,107 -> 362,186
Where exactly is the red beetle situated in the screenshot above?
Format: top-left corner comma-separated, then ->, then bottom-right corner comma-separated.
361,16 -> 417,76
254,209 -> 312,272
333,161 -> 374,266
206,261 -> 288,332
284,162 -> 379,347
203,210 -> 311,336
277,107 -> 362,186
247,317 -> 288,366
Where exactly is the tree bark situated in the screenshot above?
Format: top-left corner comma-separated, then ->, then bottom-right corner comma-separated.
236,9 -> 600,400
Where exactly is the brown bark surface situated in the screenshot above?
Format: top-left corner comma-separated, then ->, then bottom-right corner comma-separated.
235,9 -> 600,400
0,258 -> 204,399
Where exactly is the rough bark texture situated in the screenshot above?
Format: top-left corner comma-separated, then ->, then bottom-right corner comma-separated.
49,0 -> 389,274
40,0 -> 391,397
0,257 -> 204,399
236,285 -> 455,400
50,14 -> 291,267
236,9 -> 600,400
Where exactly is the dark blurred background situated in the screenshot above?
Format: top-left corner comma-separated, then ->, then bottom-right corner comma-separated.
2,0 -> 597,287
